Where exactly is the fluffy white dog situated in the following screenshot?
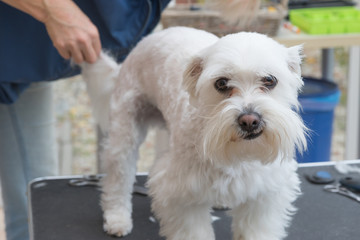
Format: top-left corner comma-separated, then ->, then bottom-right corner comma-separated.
82,26 -> 307,240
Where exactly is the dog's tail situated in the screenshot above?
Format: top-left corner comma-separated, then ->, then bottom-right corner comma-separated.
80,52 -> 120,133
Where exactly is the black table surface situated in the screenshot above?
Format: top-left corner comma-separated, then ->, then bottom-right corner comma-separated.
29,161 -> 360,240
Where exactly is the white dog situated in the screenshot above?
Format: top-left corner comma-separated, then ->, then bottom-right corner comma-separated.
82,26 -> 307,240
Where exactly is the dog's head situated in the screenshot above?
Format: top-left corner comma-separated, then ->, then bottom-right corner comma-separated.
183,32 -> 307,164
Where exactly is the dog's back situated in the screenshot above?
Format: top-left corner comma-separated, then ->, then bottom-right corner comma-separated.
119,27 -> 219,112
82,27 -> 219,132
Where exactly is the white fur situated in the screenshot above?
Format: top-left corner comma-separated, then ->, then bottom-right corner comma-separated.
81,52 -> 120,133
82,27 -> 307,240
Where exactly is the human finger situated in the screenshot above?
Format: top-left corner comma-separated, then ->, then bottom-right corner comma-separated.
69,44 -> 84,64
92,33 -> 102,58
57,47 -> 72,60
81,40 -> 98,63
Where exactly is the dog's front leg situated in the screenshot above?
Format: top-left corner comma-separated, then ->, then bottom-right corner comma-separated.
230,193 -> 295,240
155,202 -> 215,240
149,169 -> 215,240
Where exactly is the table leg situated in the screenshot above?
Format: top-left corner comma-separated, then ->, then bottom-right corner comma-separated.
322,48 -> 335,81
345,46 -> 360,160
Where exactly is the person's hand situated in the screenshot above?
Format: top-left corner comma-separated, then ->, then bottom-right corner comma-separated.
2,0 -> 101,63
42,0 -> 101,64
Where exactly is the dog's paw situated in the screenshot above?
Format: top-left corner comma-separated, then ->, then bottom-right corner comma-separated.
103,209 -> 133,237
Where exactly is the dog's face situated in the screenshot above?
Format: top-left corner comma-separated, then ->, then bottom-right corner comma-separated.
183,32 -> 307,164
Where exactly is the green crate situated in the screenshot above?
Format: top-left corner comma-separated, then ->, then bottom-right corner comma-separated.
290,7 -> 360,34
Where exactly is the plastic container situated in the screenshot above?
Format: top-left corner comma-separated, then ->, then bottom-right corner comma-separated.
289,7 -> 360,34
296,77 -> 341,163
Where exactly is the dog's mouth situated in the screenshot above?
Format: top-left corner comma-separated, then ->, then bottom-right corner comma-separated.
230,129 -> 264,142
243,130 -> 263,140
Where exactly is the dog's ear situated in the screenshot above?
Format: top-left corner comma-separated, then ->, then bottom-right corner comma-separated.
287,45 -> 303,76
183,56 -> 203,106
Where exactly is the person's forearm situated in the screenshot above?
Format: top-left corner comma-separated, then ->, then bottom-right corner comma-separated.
2,0 -> 84,26
3,0 -> 101,64
2,0 -> 59,23
2,0 -> 84,24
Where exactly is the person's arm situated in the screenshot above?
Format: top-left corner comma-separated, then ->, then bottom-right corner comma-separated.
2,0 -> 101,63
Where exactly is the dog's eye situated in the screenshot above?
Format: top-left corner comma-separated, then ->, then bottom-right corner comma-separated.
215,78 -> 231,92
261,75 -> 278,90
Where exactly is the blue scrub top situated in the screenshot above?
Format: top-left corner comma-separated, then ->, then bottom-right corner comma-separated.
0,0 -> 170,104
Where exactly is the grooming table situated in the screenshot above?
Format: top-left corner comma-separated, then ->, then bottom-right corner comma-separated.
29,160 -> 360,240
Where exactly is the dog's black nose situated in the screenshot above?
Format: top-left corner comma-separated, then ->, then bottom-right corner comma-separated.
238,112 -> 261,132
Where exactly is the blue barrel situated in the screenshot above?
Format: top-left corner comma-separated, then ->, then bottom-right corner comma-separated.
296,77 -> 341,163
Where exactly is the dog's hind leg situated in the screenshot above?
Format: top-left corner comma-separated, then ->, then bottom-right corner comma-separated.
100,92 -> 148,237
